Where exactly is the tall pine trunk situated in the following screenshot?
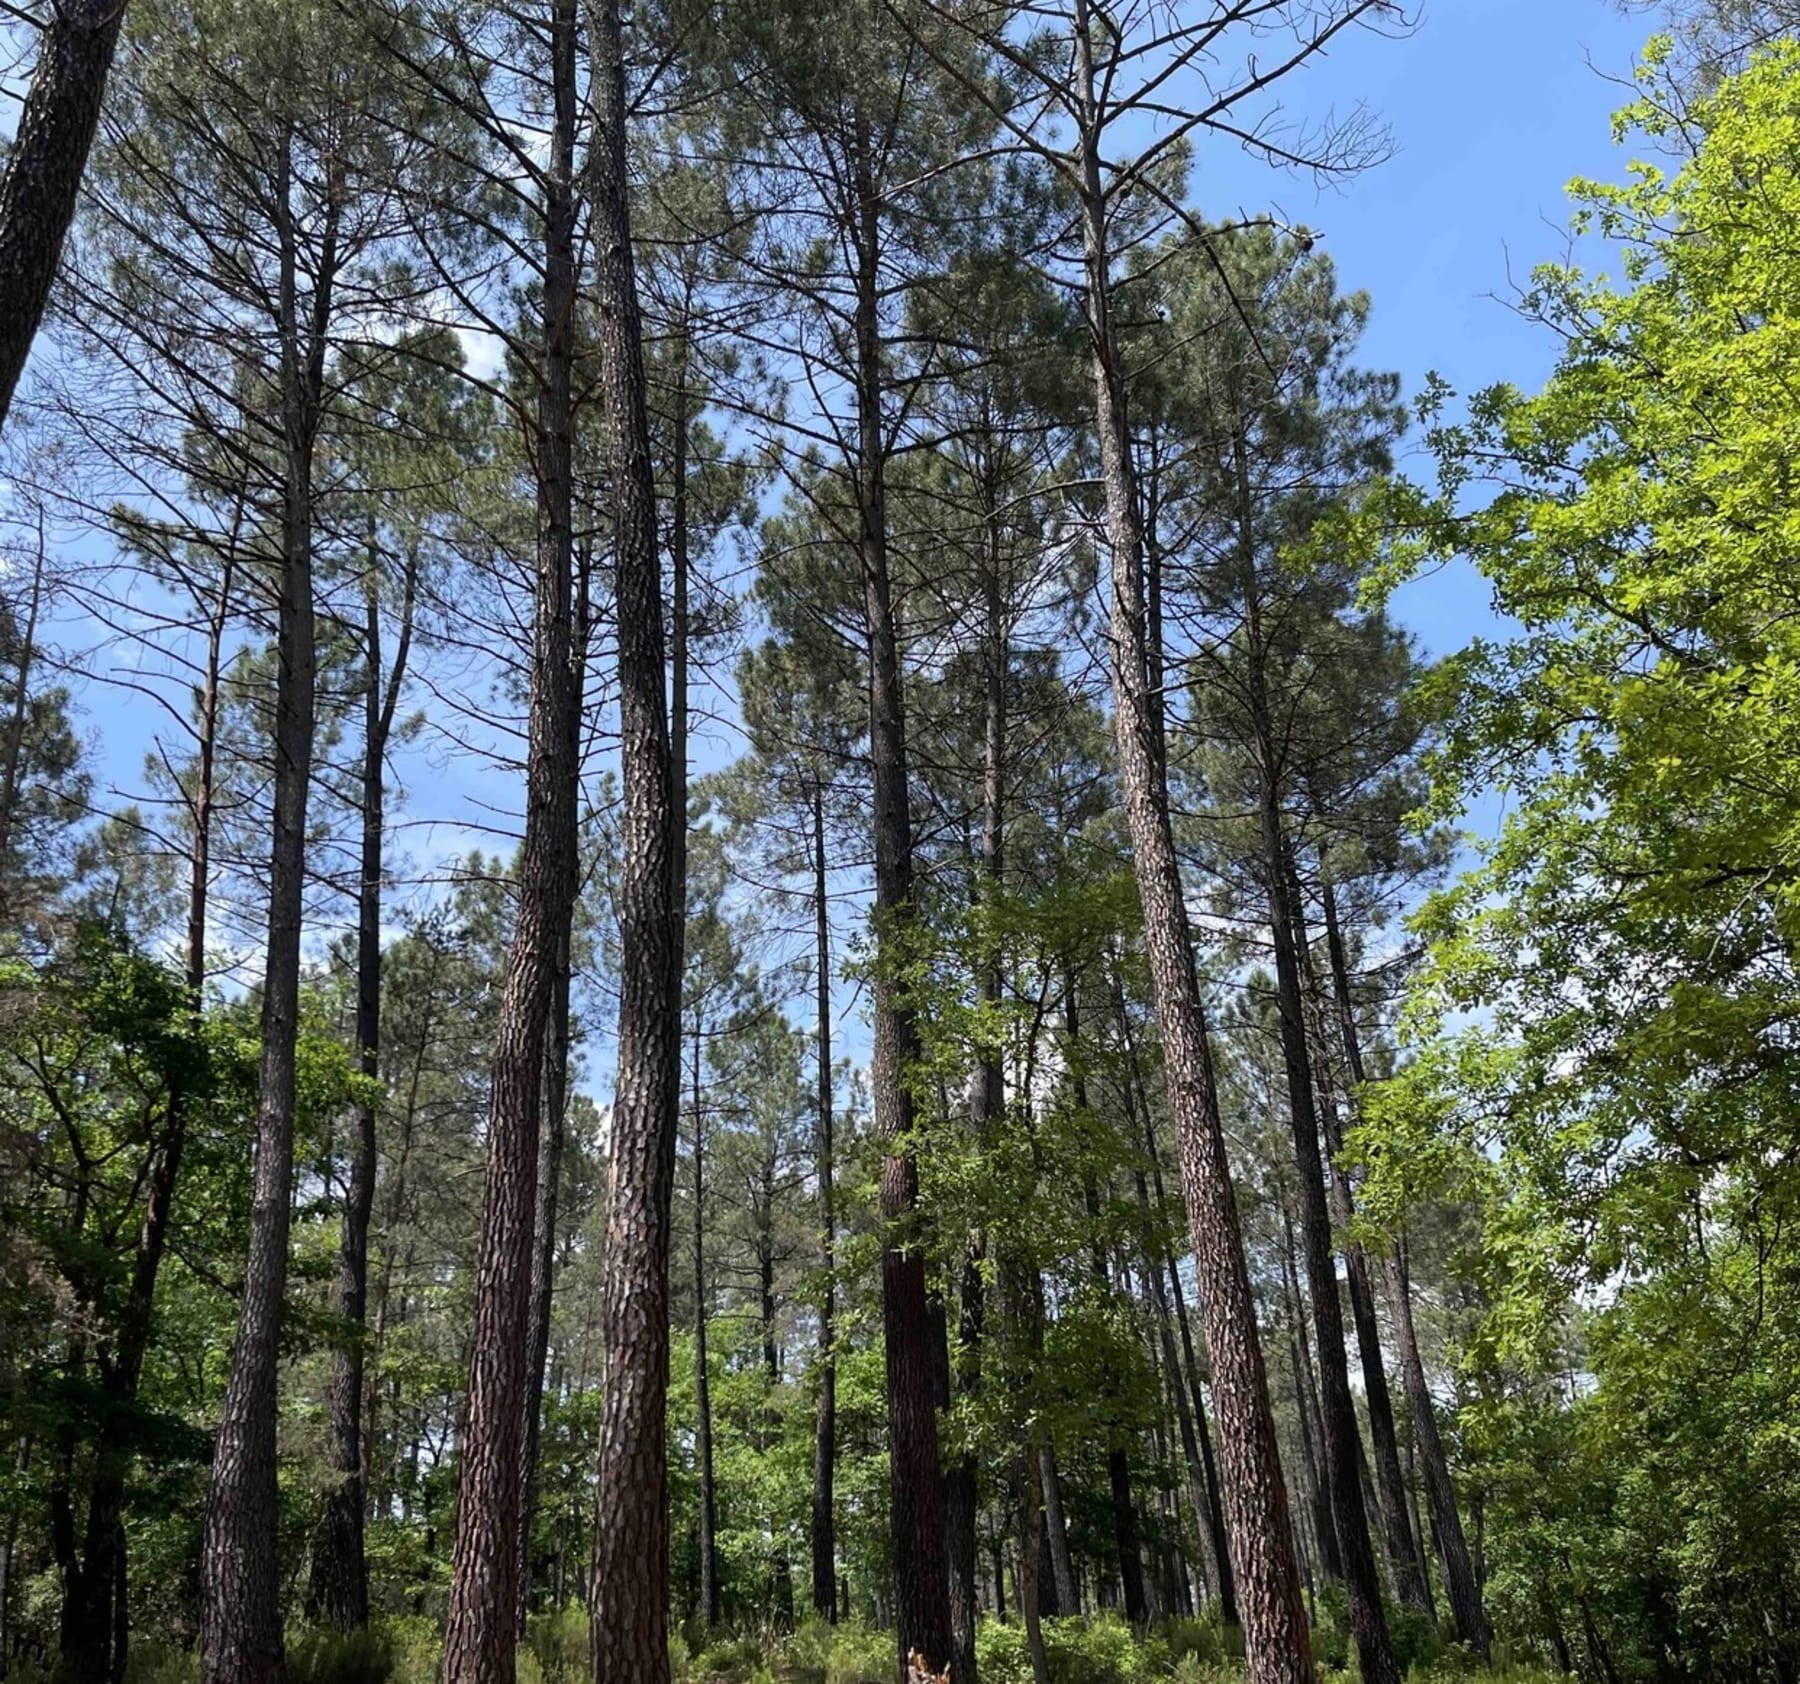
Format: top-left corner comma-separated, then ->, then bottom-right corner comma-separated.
199,142 -> 331,1684
809,779 -> 838,1623
586,0 -> 683,1673
1070,5 -> 1311,1677
441,2 -> 582,1670
310,540 -> 416,1630
1321,879 -> 1489,1658
692,1016 -> 720,1629
849,109 -> 953,1683
1116,983 -> 1237,1624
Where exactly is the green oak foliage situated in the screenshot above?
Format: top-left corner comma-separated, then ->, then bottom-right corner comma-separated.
1357,42 -> 1800,1679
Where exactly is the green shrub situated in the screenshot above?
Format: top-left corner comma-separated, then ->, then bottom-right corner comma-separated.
288,1625 -> 394,1684
382,1617 -> 443,1684
524,1603 -> 590,1684
821,1622 -> 894,1684
123,1641 -> 199,1684
1041,1613 -> 1153,1684
975,1618 -> 1033,1684
692,1634 -> 768,1682
1309,1586 -> 1351,1674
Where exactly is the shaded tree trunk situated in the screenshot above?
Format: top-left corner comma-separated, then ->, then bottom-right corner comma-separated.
0,0 -> 128,432
586,0 -> 684,1676
1279,1207 -> 1339,1587
692,1016 -> 720,1629
441,2 -> 582,1672
1041,1443 -> 1078,1618
516,913 -> 574,1636
1071,4 -> 1311,1675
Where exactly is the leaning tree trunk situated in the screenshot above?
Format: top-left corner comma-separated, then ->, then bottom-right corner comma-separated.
1234,416 -> 1396,1684
198,147 -> 329,1684
1322,877 -> 1490,1658
848,110 -> 953,1684
1070,6 -> 1311,1679
586,0 -> 683,1677
1116,982 -> 1237,1624
809,778 -> 838,1623
441,2 -> 582,1671
0,0 -> 128,433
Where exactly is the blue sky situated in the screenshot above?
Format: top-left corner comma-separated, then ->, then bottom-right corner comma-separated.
1212,0 -> 1656,658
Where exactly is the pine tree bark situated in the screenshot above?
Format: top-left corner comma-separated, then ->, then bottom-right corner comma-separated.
1321,879 -> 1490,1658
1116,983 -> 1237,1624
586,0 -> 683,1674
0,527 -> 47,899
0,0 -> 128,433
847,108 -> 953,1684
1278,1204 -> 1339,1586
441,1 -> 582,1671
199,138 -> 331,1684
809,778 -> 838,1623
1070,4 -> 1311,1676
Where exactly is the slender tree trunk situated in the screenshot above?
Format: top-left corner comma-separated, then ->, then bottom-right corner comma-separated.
1292,894 -> 1429,1619
0,520 -> 46,895
586,0 -> 683,1675
948,509 -> 1009,1684
692,1015 -> 720,1629
1040,1444 -> 1078,1618
199,140 -> 332,1684
1322,879 -> 1490,1658
847,110 -> 952,1683
442,6 -> 582,1672
0,0 -> 127,433
1279,1207 -> 1339,1586
310,539 -> 416,1630
1070,7 -> 1310,1678
0,1438 -> 26,1682
516,912 -> 574,1636
810,778 -> 838,1623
